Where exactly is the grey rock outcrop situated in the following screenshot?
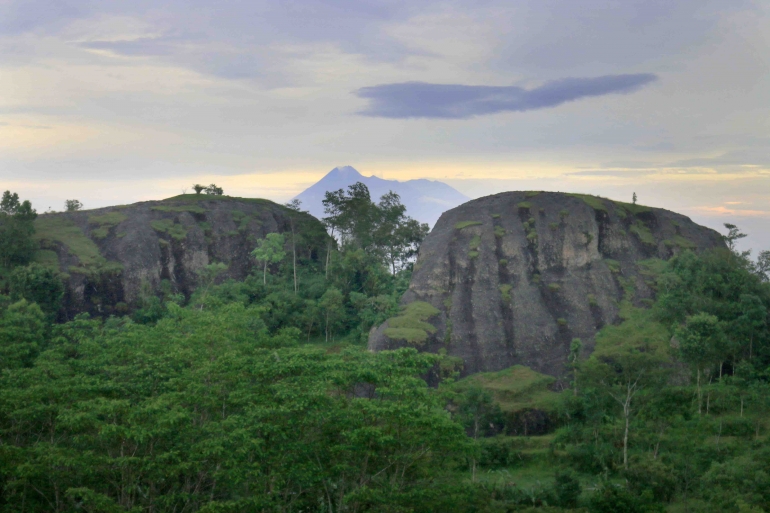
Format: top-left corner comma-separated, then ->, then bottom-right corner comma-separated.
34,195 -> 328,319
369,192 -> 725,377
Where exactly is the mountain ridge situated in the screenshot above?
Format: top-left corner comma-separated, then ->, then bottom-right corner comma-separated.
294,166 -> 470,227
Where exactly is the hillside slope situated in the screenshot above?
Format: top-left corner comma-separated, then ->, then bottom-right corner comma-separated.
294,166 -> 470,227
33,195 -> 328,318
369,191 -> 725,377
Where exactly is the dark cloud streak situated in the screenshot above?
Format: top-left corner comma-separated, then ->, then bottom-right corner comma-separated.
355,74 -> 658,119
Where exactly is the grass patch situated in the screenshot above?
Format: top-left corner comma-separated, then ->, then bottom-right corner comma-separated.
151,205 -> 206,214
604,259 -> 621,274
499,259 -> 508,267
494,226 -> 506,238
526,231 -> 538,243
569,193 -> 608,212
559,209 -> 569,220
516,201 -> 532,210
491,213 -> 501,219
557,318 -> 567,326
32,249 -> 60,271
587,294 -> 598,307
469,234 -> 481,251
383,301 -> 440,346
547,283 -> 561,292
88,212 -> 128,240
499,284 -> 512,303
468,251 -> 479,260
454,365 -> 560,413
664,235 -> 696,250
163,194 -> 275,207
637,258 -> 667,280
548,222 -> 559,231
525,191 -> 542,198
593,306 -> 669,356
34,216 -> 122,275
151,219 -> 188,241
612,200 -> 652,217
630,219 -> 656,245
455,220 -> 482,230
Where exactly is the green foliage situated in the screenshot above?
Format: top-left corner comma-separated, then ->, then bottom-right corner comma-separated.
499,284 -> 512,302
0,299 -> 469,510
151,204 -> 206,214
455,220 -> 483,230
517,201 -> 532,210
469,234 -> 481,251
605,259 -> 621,273
251,232 -> 286,284
494,225 -> 506,238
150,218 -> 188,240
34,215 -> 123,276
548,283 -> 561,292
0,191 -> 38,269
383,301 -> 439,345
630,219 -> 656,245
455,365 -> 559,414
569,193 -> 608,212
525,191 -> 542,198
88,211 -> 128,239
64,199 -> 83,211
9,263 -> 64,317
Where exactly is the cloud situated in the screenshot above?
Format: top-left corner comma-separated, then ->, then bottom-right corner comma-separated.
355,74 -> 658,119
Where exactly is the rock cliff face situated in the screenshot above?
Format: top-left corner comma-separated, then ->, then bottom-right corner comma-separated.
33,195 -> 327,318
369,192 -> 725,378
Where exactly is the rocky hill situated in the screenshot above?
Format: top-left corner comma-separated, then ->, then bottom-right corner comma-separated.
368,191 -> 725,378
32,195 -> 328,318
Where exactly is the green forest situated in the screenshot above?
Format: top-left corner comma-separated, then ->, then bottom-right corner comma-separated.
1,186 -> 770,512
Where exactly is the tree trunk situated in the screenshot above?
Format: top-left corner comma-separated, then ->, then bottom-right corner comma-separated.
623,397 -> 630,470
697,368 -> 702,415
263,261 -> 267,285
573,369 -> 578,396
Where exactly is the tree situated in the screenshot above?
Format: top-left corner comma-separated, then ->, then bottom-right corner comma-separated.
192,184 -> 205,194
632,192 -> 637,205
205,184 -> 224,195
0,299 -> 47,369
375,192 -> 429,274
251,233 -> 286,284
723,223 -> 748,252
9,263 -> 64,318
454,386 -> 503,480
284,199 -> 305,294
195,262 -> 228,307
64,199 -> 83,211
676,312 -> 723,414
584,317 -> 668,470
755,250 -> 770,282
0,190 -> 38,269
319,287 -> 344,342
322,183 -> 428,276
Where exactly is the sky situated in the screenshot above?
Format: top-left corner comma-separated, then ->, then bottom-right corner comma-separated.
2,0 -> 769,252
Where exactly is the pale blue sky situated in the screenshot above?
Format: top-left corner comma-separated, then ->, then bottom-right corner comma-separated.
1,0 -> 768,251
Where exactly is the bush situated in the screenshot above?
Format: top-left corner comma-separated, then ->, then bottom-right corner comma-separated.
552,471 -> 582,508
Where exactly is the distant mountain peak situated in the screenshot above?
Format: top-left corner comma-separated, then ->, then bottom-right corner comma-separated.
327,166 -> 363,178
294,166 -> 470,227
